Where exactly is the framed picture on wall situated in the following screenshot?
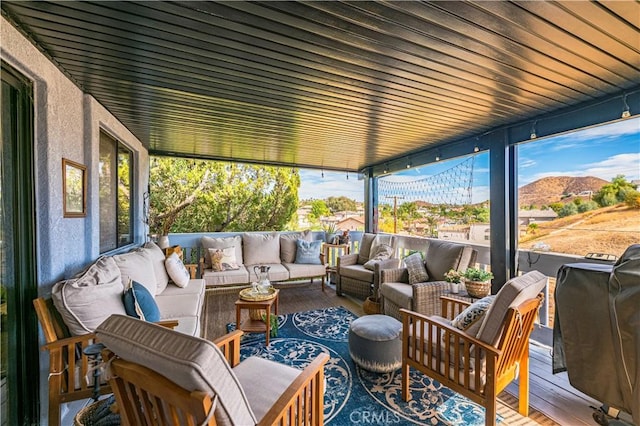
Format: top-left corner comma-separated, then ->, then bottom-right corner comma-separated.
62,158 -> 87,217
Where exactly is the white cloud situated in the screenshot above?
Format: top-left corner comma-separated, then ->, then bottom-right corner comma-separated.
520,159 -> 537,169
299,169 -> 364,202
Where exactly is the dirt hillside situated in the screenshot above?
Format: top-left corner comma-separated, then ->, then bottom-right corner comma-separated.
519,205 -> 640,258
519,176 -> 608,207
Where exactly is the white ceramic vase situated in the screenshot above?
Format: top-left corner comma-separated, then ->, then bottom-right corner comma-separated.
157,235 -> 170,249
450,282 -> 460,294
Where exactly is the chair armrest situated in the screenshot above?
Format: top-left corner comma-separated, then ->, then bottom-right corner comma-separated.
380,267 -> 409,284
371,258 -> 402,298
213,330 -> 244,367
157,320 -> 179,329
184,263 -> 198,279
258,353 -> 330,426
42,332 -> 97,352
337,253 -> 359,268
412,281 -> 450,316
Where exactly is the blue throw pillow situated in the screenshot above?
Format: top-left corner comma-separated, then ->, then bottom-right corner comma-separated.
295,239 -> 322,264
123,280 -> 161,322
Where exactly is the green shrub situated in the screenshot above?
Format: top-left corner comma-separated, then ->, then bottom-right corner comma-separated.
463,268 -> 493,282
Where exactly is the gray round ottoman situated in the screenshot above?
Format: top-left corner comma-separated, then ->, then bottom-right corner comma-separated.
348,314 -> 402,373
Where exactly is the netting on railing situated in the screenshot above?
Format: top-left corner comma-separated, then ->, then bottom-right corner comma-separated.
378,157 -> 475,206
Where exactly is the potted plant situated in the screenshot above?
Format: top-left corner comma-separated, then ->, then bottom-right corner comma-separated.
463,268 -> 494,298
322,222 -> 338,244
444,269 -> 464,294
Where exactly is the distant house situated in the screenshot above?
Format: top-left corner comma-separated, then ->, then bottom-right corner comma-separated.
518,209 -> 558,226
337,216 -> 364,231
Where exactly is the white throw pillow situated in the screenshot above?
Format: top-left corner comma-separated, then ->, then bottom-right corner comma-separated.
201,235 -> 243,268
452,296 -> 495,336
208,247 -> 240,271
142,241 -> 170,295
165,253 -> 190,288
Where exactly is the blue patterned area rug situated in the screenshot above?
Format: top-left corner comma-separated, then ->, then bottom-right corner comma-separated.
231,306 -> 503,426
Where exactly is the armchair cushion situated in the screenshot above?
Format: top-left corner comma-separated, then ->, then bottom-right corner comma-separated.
357,233 -> 377,264
424,240 -> 469,281
477,271 -> 547,345
380,281 -> 413,309
363,243 -> 394,270
404,252 -> 429,284
340,264 -> 374,282
96,314 -> 257,426
233,356 -> 301,423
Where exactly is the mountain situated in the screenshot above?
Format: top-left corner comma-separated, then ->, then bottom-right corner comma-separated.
518,176 -> 609,207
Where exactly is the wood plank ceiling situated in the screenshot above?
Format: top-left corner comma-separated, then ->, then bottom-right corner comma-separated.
2,1 -> 639,172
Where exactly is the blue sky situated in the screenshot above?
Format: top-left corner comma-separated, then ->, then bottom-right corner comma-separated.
299,117 -> 639,204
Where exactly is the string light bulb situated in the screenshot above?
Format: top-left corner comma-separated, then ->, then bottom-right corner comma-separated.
530,120 -> 538,139
622,94 -> 631,118
321,169 -> 324,178
435,153 -> 440,161
474,145 -> 480,153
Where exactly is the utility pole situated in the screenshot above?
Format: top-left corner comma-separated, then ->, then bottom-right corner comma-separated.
385,196 -> 404,233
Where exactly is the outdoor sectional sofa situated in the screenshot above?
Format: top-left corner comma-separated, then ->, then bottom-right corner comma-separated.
199,231 -> 327,288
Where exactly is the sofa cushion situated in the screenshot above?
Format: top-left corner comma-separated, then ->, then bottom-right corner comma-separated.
96,315 -> 257,426
295,239 -> 322,264
357,233 -> 377,264
280,230 -> 312,264
203,266 -> 250,286
243,232 -> 281,265
283,263 -> 327,280
52,256 -> 126,335
165,253 -> 190,288
424,240 -> 466,281
123,280 -> 161,322
113,249 -> 158,296
156,278 -> 205,336
202,235 -> 243,269
404,252 -> 429,284
143,242 -> 170,295
233,356 -> 301,423
364,244 -> 394,270
477,271 -> 547,345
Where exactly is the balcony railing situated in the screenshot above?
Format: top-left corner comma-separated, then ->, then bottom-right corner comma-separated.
167,231 -> 616,329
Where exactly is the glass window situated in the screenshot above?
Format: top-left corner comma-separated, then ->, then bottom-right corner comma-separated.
99,131 -> 133,253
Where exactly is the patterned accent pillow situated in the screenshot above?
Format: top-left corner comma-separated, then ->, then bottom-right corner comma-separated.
452,295 -> 495,336
404,252 -> 429,284
123,280 -> 160,322
295,239 -> 322,264
209,247 -> 240,271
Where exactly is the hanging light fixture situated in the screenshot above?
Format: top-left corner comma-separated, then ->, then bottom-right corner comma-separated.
622,94 -> 631,118
530,120 -> 538,139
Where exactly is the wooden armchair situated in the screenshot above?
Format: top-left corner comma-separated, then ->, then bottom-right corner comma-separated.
33,297 -> 112,426
96,314 -> 329,426
400,271 -> 547,426
33,297 -> 179,426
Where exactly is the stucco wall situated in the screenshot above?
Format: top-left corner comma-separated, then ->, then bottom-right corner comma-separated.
2,15 -> 149,423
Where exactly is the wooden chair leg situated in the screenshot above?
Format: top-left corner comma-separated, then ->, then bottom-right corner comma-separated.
321,275 -> 325,292
401,363 -> 410,401
518,343 -> 531,416
485,398 -> 497,426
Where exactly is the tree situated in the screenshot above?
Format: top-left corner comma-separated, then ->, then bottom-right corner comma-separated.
558,202 -> 578,217
593,175 -> 637,207
577,200 -> 598,213
325,196 -> 357,213
308,199 -> 330,221
625,189 -> 640,209
149,158 -> 300,233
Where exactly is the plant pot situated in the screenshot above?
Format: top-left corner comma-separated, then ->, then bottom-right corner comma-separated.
450,282 -> 460,294
465,280 -> 491,298
363,296 -> 382,315
157,235 -> 170,249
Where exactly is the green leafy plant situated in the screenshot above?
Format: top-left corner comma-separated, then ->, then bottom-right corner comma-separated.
261,313 -> 278,337
463,268 -> 494,282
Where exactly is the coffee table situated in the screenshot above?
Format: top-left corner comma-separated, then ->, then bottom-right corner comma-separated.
235,288 -> 279,345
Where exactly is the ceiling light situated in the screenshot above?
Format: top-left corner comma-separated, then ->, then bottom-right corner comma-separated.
622,94 -> 631,118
